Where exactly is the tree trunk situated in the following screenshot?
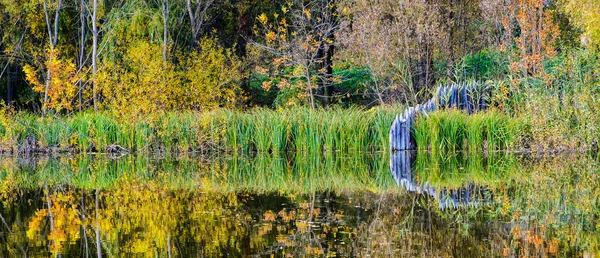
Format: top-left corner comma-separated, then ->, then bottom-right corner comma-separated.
186,0 -> 214,51
325,0 -> 336,105
6,63 -> 12,106
167,235 -> 172,258
44,66 -> 51,116
417,42 -> 433,93
52,0 -> 60,47
78,0 -> 85,111
235,10 -> 249,57
315,0 -> 336,106
92,0 -> 98,111
323,35 -> 334,105
162,0 -> 168,61
306,67 -> 315,108
42,0 -> 62,117
186,0 -> 199,50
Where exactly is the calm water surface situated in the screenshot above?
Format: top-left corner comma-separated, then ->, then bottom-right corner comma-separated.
0,152 -> 598,257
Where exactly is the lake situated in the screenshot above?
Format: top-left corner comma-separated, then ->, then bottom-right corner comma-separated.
0,152 -> 598,257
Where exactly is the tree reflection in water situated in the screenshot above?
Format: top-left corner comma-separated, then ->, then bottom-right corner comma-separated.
0,153 -> 597,257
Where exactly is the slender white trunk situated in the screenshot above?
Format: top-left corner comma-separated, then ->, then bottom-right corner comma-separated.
52,0 -> 60,47
162,0 -> 168,61
167,235 -> 172,258
41,0 -> 62,117
92,0 -> 98,111
78,0 -> 85,111
186,0 -> 214,49
186,0 -> 197,46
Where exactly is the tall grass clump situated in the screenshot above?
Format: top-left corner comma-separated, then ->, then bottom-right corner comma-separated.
369,106 -> 398,151
412,113 -> 431,152
221,106 -> 402,154
465,113 -> 486,152
438,110 -> 467,151
0,104 -> 410,155
89,114 -> 119,152
413,109 -> 520,153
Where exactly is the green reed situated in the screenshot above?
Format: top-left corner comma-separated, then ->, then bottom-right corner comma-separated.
0,104 -> 535,155
413,109 -> 521,152
0,106 -> 406,155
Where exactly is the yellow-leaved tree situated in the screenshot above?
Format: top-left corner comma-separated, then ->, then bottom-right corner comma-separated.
98,37 -> 241,118
561,0 -> 600,47
98,40 -> 179,118
180,38 -> 242,110
23,48 -> 78,113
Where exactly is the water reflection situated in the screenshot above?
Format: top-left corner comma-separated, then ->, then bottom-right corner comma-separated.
0,153 -> 597,257
391,151 -> 493,209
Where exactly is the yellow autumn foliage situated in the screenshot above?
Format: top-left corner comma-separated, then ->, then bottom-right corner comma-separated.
561,0 -> 600,47
98,40 -> 179,118
180,38 -> 242,110
98,38 -> 241,119
23,48 -> 78,112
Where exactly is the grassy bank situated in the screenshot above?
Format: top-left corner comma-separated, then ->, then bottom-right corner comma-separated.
0,104 -> 596,155
0,106 -> 399,154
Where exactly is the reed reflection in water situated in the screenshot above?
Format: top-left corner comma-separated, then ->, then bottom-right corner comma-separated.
391,151 -> 493,210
